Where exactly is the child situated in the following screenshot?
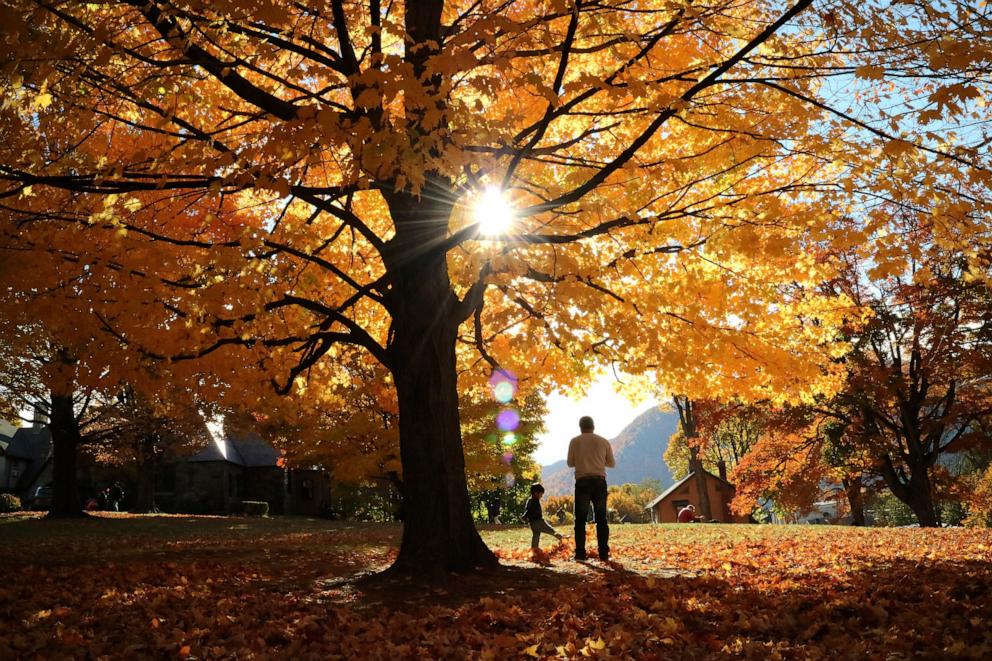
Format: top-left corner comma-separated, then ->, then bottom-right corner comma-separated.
522,484 -> 565,550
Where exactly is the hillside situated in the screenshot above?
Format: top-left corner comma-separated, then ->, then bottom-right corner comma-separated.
540,407 -> 679,496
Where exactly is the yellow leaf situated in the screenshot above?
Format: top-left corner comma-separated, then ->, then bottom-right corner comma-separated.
882,139 -> 913,158
354,88 -> 380,109
854,65 -> 886,80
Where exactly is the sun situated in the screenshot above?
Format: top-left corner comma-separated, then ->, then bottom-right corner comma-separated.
474,185 -> 515,236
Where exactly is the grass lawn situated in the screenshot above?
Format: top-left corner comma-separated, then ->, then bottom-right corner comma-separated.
1,513 -> 990,659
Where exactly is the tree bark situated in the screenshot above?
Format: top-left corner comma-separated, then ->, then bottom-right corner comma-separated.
133,441 -> 159,513
380,187 -> 497,575
47,392 -> 84,518
878,456 -> 939,527
389,322 -> 497,573
904,474 -> 939,527
675,397 -> 712,519
842,475 -> 865,526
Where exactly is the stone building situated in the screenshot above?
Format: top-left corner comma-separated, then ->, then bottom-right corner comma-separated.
157,434 -> 331,516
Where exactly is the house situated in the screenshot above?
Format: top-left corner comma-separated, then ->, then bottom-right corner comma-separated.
646,461 -> 750,523
0,434 -> 11,492
0,422 -> 53,499
0,412 -> 331,516
156,434 -> 330,516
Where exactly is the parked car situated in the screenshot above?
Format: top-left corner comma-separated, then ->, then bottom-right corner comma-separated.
25,485 -> 54,511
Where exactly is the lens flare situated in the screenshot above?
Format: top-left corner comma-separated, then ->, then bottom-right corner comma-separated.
502,432 -> 516,446
493,381 -> 515,404
496,408 -> 520,432
489,369 -> 518,394
504,472 -> 516,487
502,451 -> 514,464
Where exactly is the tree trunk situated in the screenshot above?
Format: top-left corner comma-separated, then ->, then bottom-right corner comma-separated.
384,189 -> 497,575
386,471 -> 405,521
483,491 -> 502,524
133,445 -> 159,513
47,392 -> 84,518
904,474 -> 939,527
675,396 -> 712,520
878,456 -> 939,527
389,312 -> 497,574
842,475 -> 865,526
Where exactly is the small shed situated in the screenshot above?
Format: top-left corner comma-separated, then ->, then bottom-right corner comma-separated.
646,468 -> 749,523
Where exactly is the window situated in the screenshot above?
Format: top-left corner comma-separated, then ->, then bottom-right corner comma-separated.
673,499 -> 689,513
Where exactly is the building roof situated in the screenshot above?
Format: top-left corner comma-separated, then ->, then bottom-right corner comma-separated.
4,426 -> 53,491
187,434 -> 280,467
644,469 -> 736,509
5,426 -> 52,461
233,436 -> 282,467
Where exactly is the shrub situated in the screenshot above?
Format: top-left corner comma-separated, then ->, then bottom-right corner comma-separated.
243,500 -> 269,517
867,492 -> 917,527
964,466 -> 992,528
0,493 -> 21,513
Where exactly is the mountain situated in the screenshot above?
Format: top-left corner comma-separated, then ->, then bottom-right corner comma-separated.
540,407 -> 679,496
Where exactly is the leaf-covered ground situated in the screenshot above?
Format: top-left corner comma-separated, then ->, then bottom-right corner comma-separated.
1,513 -> 990,659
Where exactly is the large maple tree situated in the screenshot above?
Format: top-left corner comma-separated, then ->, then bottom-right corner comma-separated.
1,0 -> 988,572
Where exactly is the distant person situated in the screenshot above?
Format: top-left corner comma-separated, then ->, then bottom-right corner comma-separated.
567,416 -> 615,561
521,484 -> 565,550
678,504 -> 703,523
108,482 -> 124,512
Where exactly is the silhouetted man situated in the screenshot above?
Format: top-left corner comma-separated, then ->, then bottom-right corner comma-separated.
567,416 -> 615,561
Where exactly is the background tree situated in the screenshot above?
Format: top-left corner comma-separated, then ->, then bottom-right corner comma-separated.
607,482 -> 660,523
0,325 -> 126,517
85,383 -> 212,512
664,401 -> 762,480
732,414 -> 829,520
462,390 -> 546,524
2,0 -> 989,572
827,219 -> 992,526
736,216 -> 992,526
964,465 -> 992,528
821,421 -> 871,526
